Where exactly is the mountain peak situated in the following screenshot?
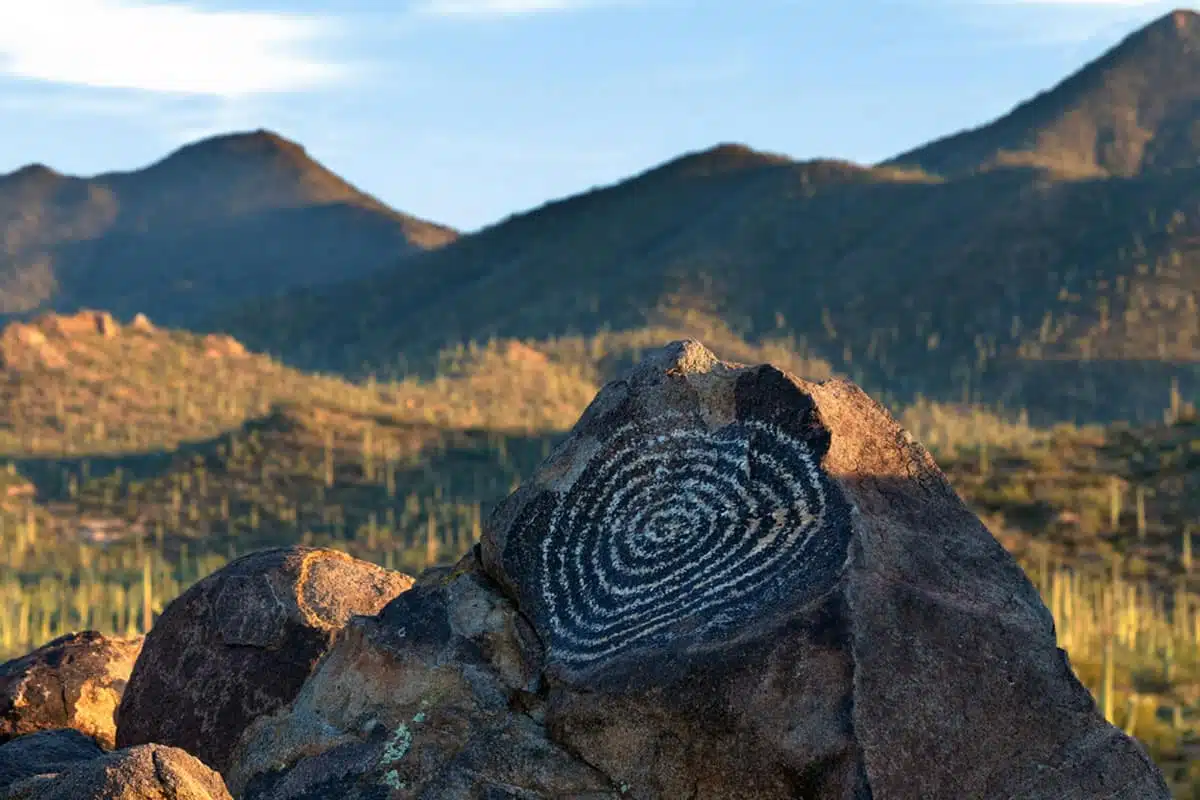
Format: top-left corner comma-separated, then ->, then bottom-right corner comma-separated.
885,8 -> 1200,178
154,129 -> 309,167
113,127 -> 391,219
1,163 -> 63,185
0,129 -> 456,321
1119,7 -> 1200,51
1162,8 -> 1197,34
649,143 -> 794,179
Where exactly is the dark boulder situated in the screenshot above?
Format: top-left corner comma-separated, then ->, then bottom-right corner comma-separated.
4,743 -> 231,799
226,555 -> 616,799
115,546 -> 413,776
0,729 -> 104,792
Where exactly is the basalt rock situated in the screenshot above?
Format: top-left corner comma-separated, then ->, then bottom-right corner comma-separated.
226,555 -> 615,799
0,631 -> 142,749
480,340 -> 1168,798
218,341 -> 1168,798
3,743 -> 231,800
115,546 -> 414,776
0,729 -> 104,793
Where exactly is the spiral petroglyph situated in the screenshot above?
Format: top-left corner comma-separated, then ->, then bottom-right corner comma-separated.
517,409 -> 851,671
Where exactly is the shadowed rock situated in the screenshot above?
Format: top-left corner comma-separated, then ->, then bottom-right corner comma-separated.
115,546 -> 414,776
482,341 -> 1169,797
220,341 -> 1170,798
0,631 -> 142,749
4,743 -> 231,799
225,554 -> 616,799
0,729 -> 104,792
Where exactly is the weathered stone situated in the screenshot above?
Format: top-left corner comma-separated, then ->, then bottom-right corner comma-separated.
45,310 -> 119,338
226,553 -> 617,799
201,333 -> 247,359
219,341 -> 1170,799
0,729 -> 103,792
479,340 -> 1168,799
0,631 -> 142,749
116,546 -> 413,776
4,743 -> 231,800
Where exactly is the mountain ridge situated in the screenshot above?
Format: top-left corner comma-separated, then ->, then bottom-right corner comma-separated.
215,20 -> 1200,421
0,129 -> 456,323
885,8 -> 1200,178
9,10 -> 1200,422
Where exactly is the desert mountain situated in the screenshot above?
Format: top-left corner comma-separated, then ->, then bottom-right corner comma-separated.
886,9 -> 1200,178
222,143 -> 1200,425
214,10 -> 1200,424
0,130 -> 456,324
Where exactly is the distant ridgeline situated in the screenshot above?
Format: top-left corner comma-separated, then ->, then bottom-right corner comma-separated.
215,12 -> 1200,424
0,130 -> 456,326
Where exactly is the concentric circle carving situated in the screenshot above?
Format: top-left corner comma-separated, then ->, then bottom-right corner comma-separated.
519,412 -> 849,670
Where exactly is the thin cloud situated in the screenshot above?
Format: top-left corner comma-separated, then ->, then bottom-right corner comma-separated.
413,0 -> 620,17
0,0 -> 347,97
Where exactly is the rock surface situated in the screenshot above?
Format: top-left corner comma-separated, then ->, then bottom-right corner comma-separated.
174,341 -> 1174,798
485,340 -> 1167,798
226,555 -> 617,799
0,729 -> 103,792
0,631 -> 142,749
4,743 -> 231,800
115,546 -> 414,776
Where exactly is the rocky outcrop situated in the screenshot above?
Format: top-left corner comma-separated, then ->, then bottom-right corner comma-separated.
201,333 -> 247,359
223,340 -> 1169,799
0,729 -> 104,793
0,311 -> 253,373
0,631 -> 142,749
44,311 -> 118,338
225,555 -> 616,798
115,547 -> 413,776
3,743 -> 231,800
0,310 -> 119,371
129,313 -> 155,333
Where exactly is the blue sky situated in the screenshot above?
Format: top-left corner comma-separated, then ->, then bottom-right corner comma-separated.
0,0 -> 1191,231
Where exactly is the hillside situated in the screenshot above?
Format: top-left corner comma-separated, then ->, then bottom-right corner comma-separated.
1,310 -> 1195,591
886,9 -> 1200,177
0,130 -> 456,324
220,143 -> 1200,424
201,10 -> 1200,425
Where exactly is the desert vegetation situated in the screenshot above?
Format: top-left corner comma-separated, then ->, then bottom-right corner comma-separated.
0,310 -> 1198,793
